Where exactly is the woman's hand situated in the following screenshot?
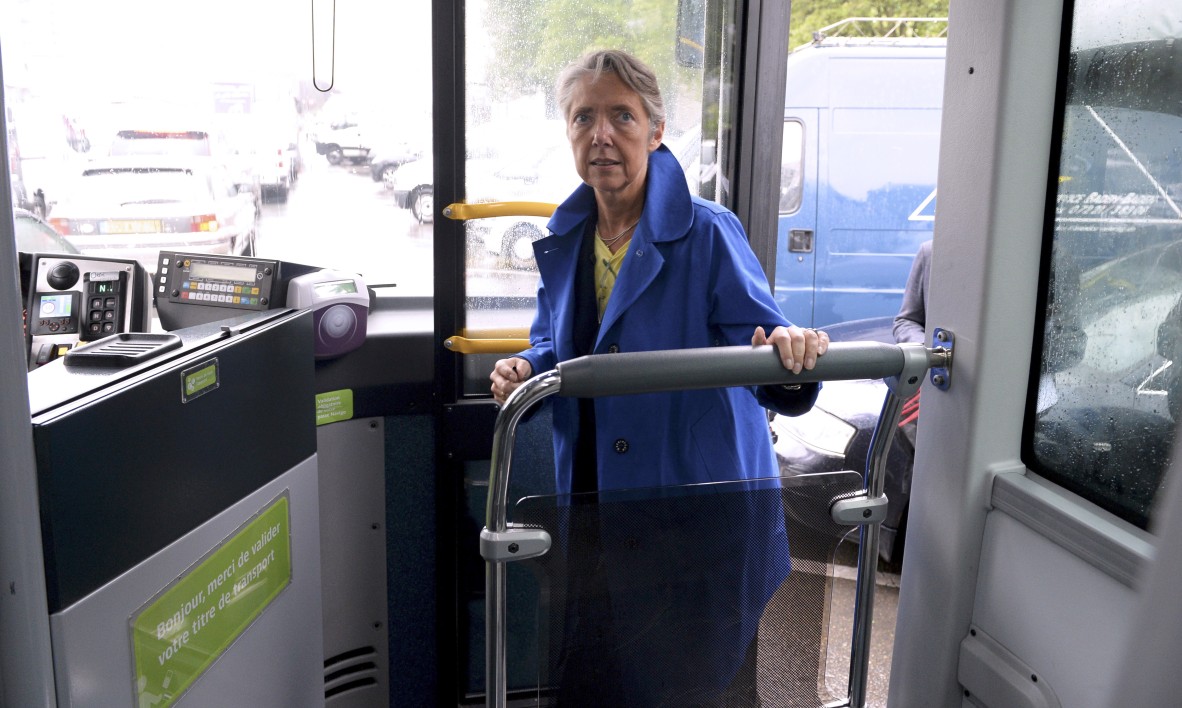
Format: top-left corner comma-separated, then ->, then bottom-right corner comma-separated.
490,357 -> 533,405
753,325 -> 829,374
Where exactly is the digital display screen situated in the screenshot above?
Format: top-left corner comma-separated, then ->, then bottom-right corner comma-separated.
39,293 -> 73,317
313,279 -> 359,296
189,261 -> 258,283
95,281 -> 116,294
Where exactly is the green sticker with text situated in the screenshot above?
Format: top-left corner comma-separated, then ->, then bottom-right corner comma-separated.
129,494 -> 292,708
315,389 -> 354,426
180,359 -> 219,403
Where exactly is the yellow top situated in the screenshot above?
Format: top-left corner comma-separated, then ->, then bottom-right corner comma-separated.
594,235 -> 630,323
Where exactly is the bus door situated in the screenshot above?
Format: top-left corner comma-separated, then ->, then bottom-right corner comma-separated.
430,0 -> 910,704
891,0 -> 1182,706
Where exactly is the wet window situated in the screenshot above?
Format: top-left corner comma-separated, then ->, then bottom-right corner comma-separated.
779,120 -> 804,214
458,1 -> 736,395
1027,1 -> 1182,528
2,0 -> 433,294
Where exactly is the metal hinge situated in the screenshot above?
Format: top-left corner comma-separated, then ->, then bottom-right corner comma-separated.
479,525 -> 552,562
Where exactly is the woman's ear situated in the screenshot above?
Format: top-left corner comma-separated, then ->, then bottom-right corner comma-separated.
649,120 -> 666,151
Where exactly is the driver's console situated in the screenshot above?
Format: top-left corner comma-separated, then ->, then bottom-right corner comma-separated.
23,253 -> 150,369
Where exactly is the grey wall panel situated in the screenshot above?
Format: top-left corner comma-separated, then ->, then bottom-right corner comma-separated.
319,417 -> 389,706
48,456 -> 323,707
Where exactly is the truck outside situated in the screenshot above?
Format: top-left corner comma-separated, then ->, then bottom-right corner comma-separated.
774,18 -> 946,327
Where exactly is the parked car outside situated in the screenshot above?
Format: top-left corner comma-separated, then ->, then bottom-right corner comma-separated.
312,115 -> 372,165
47,156 -> 259,272
387,156 -> 434,223
389,123 -> 577,268
13,207 -> 80,254
369,139 -> 426,189
241,133 -> 302,204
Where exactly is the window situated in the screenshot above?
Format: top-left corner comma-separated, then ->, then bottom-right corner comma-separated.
1026,0 -> 1182,528
2,0 -> 433,293
458,0 -> 738,395
779,120 -> 804,214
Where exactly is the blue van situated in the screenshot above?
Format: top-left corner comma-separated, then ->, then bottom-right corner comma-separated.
775,23 -> 946,327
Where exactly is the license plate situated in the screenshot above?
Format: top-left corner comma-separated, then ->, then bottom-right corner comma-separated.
105,220 -> 161,234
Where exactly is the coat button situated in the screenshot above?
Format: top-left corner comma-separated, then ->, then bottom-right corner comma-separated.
614,439 -> 629,453
607,344 -> 620,353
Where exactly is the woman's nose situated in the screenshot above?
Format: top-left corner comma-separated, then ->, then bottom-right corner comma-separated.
592,118 -> 612,146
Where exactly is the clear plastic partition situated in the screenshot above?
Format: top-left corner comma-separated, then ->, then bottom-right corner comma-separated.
506,470 -> 864,707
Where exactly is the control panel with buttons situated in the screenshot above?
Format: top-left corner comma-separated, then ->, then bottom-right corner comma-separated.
25,255 -> 150,370
155,252 -> 281,331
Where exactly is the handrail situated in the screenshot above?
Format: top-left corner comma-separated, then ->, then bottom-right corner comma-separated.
556,341 -> 916,398
443,336 -> 529,354
481,340 -> 948,708
443,328 -> 529,355
440,202 -> 551,355
443,201 -> 558,221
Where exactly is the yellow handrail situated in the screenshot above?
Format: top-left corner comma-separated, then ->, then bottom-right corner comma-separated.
443,201 -> 557,221
443,336 -> 530,354
441,202 -> 553,355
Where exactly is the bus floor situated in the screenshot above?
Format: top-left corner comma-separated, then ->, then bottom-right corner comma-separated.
820,543 -> 901,707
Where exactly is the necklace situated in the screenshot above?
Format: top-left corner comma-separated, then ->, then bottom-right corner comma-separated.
596,218 -> 640,247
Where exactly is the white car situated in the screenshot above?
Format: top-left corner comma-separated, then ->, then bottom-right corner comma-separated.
390,143 -> 576,269
388,156 -> 435,223
105,125 -> 263,211
48,156 -> 259,272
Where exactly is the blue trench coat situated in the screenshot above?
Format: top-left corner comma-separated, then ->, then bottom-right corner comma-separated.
514,145 -> 821,703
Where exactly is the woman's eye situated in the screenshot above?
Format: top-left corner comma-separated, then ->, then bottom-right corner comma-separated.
619,111 -> 635,122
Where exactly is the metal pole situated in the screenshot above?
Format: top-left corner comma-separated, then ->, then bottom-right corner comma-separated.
847,343 -> 942,707
847,390 -> 905,708
484,371 -> 561,708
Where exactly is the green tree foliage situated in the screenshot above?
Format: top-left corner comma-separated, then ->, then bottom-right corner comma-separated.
484,0 -> 675,109
482,0 -> 948,107
788,1 -> 949,50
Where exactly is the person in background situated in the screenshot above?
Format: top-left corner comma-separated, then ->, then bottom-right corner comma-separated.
893,239 -> 933,345
488,49 -> 829,705
893,240 -> 933,444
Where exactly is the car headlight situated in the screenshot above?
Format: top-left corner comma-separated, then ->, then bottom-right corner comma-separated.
772,406 -> 857,457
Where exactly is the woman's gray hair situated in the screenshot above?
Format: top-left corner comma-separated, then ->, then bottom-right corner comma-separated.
556,49 -> 666,135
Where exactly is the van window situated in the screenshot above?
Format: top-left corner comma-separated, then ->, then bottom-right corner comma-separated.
1025,1 -> 1182,529
779,120 -> 803,214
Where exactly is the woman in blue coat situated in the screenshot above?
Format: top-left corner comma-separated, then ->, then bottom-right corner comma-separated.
490,49 -> 829,706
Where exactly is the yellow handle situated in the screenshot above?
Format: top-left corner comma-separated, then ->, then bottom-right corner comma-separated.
443,336 -> 531,354
443,201 -> 557,221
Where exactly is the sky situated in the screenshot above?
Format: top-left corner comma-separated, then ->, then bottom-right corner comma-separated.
1,0 -> 440,109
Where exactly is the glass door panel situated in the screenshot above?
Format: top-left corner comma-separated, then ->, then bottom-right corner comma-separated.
506,471 -> 864,705
459,0 -> 733,395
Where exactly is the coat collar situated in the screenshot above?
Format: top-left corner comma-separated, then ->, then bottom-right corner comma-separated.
536,144 -> 695,344
546,143 -> 694,243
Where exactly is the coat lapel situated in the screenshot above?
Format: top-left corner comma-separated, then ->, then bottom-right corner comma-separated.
534,225 -> 583,357
542,144 -> 695,350
596,145 -> 693,340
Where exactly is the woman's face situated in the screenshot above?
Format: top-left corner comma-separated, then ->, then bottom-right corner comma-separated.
566,72 -> 664,202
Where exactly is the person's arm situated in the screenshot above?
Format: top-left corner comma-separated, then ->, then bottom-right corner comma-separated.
490,276 -> 557,404
705,211 -> 822,415
893,241 -> 931,344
